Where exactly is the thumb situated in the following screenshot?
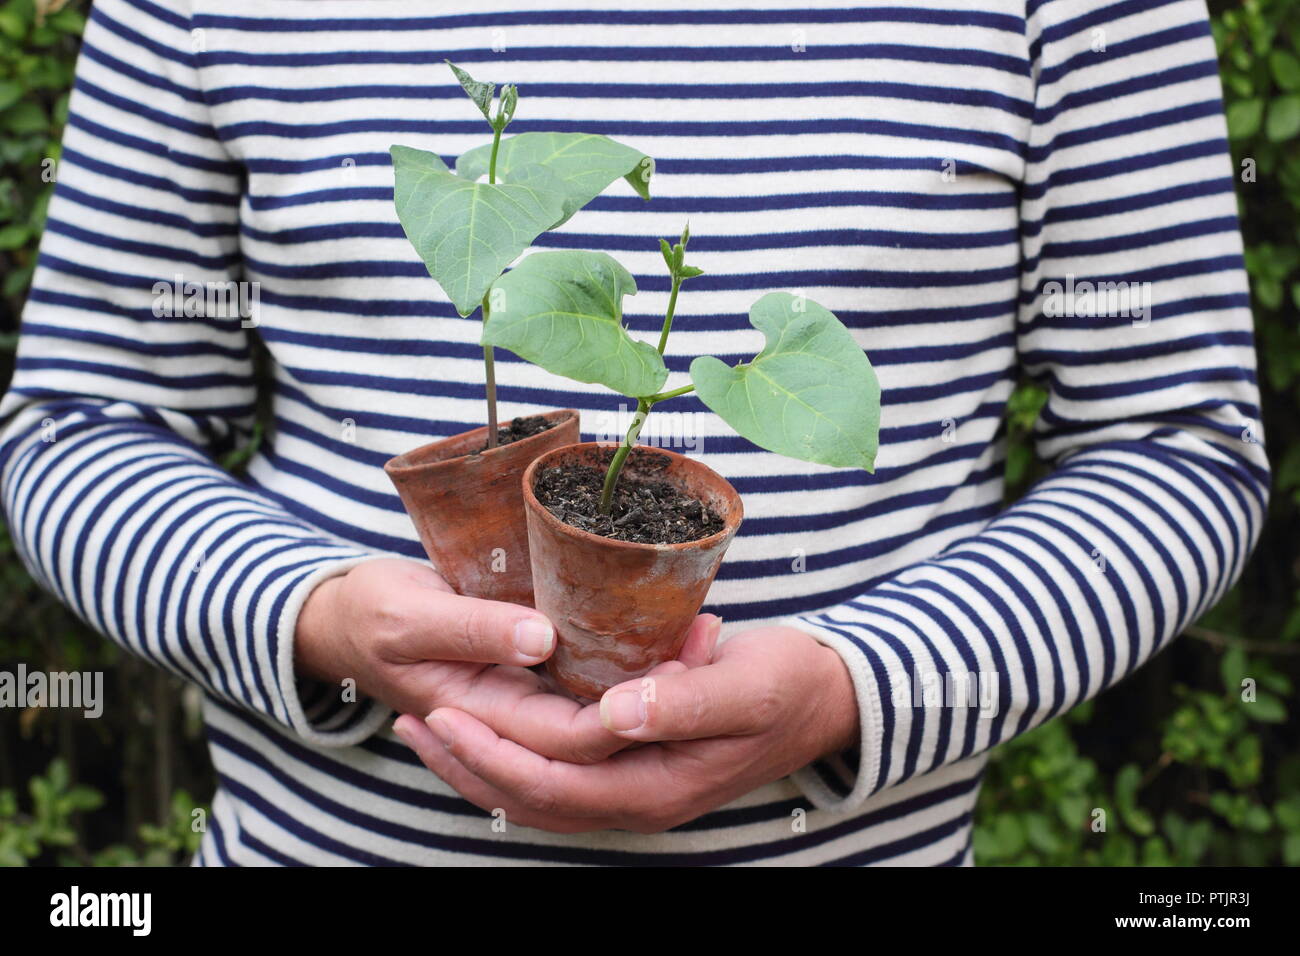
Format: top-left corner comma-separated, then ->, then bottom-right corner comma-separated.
674,613 -> 723,668
598,646 -> 764,741
420,590 -> 556,666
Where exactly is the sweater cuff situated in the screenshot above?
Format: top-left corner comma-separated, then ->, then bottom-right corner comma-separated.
781,614 -> 887,813
273,554 -> 393,747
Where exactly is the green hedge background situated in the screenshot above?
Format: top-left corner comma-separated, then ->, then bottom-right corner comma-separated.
0,0 -> 1297,866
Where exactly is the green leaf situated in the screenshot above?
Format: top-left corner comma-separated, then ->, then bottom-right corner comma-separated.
483,250 -> 668,398
1271,49 -> 1300,91
1227,733 -> 1263,788
1219,645 -> 1248,692
1141,835 -> 1172,866
3,261 -> 33,298
1114,763 -> 1156,836
1004,442 -> 1032,487
64,785 -> 103,813
0,8 -> 27,41
0,222 -> 29,250
1227,98 -> 1264,139
446,61 -> 494,121
0,844 -> 27,868
1254,275 -> 1283,310
690,292 -> 880,470
1024,813 -> 1061,854
1285,831 -> 1300,866
1273,794 -> 1300,831
992,814 -> 1026,857
48,7 -> 87,35
1266,94 -> 1300,142
1245,691 -> 1286,723
1162,812 -> 1210,864
456,131 -> 653,226
1,100 -> 46,134
47,758 -> 69,794
390,144 -> 567,316
0,80 -> 21,112
1244,803 -> 1272,832
0,134 -> 38,165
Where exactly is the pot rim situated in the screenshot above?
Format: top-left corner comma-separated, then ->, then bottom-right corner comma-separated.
521,441 -> 743,554
383,407 -> 579,477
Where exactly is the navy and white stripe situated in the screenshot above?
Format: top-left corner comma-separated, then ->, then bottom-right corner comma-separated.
0,0 -> 1267,865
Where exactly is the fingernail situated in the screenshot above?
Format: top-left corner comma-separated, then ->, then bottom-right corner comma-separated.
392,719 -> 413,747
426,713 -> 455,750
513,618 -> 554,659
600,689 -> 646,733
704,616 -> 723,660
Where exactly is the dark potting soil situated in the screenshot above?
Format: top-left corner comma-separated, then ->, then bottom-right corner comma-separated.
533,455 -> 724,544
479,415 -> 555,452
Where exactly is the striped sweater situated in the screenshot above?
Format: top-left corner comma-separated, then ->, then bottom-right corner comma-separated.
0,0 -> 1268,865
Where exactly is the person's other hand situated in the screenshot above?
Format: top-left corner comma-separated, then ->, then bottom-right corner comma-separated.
392,625 -> 857,832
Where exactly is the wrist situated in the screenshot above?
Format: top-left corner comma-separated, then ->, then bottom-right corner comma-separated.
294,573 -> 349,685
812,641 -> 860,757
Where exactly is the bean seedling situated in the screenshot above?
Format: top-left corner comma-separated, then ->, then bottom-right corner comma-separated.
390,62 -> 654,447
393,64 -> 881,510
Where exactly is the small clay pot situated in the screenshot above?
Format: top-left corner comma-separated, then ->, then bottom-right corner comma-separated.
522,443 -> 743,699
385,409 -> 579,606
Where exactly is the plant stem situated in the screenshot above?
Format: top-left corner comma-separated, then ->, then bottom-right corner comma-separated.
596,385 -> 696,514
482,292 -> 499,449
656,274 -> 682,354
644,383 -> 695,404
480,122 -> 504,449
488,123 -> 503,185
599,398 -> 649,515
599,227 -> 697,513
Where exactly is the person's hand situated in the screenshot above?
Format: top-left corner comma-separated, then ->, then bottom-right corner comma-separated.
295,558 -> 720,763
392,625 -> 858,833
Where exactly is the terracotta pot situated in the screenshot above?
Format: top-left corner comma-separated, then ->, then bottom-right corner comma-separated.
522,443 -> 743,699
385,409 -> 579,606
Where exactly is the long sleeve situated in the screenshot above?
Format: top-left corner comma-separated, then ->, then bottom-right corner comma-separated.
786,0 -> 1270,811
0,0 -> 388,745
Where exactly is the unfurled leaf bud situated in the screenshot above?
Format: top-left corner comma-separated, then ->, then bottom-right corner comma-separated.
660,238 -> 675,270
446,61 -> 494,122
